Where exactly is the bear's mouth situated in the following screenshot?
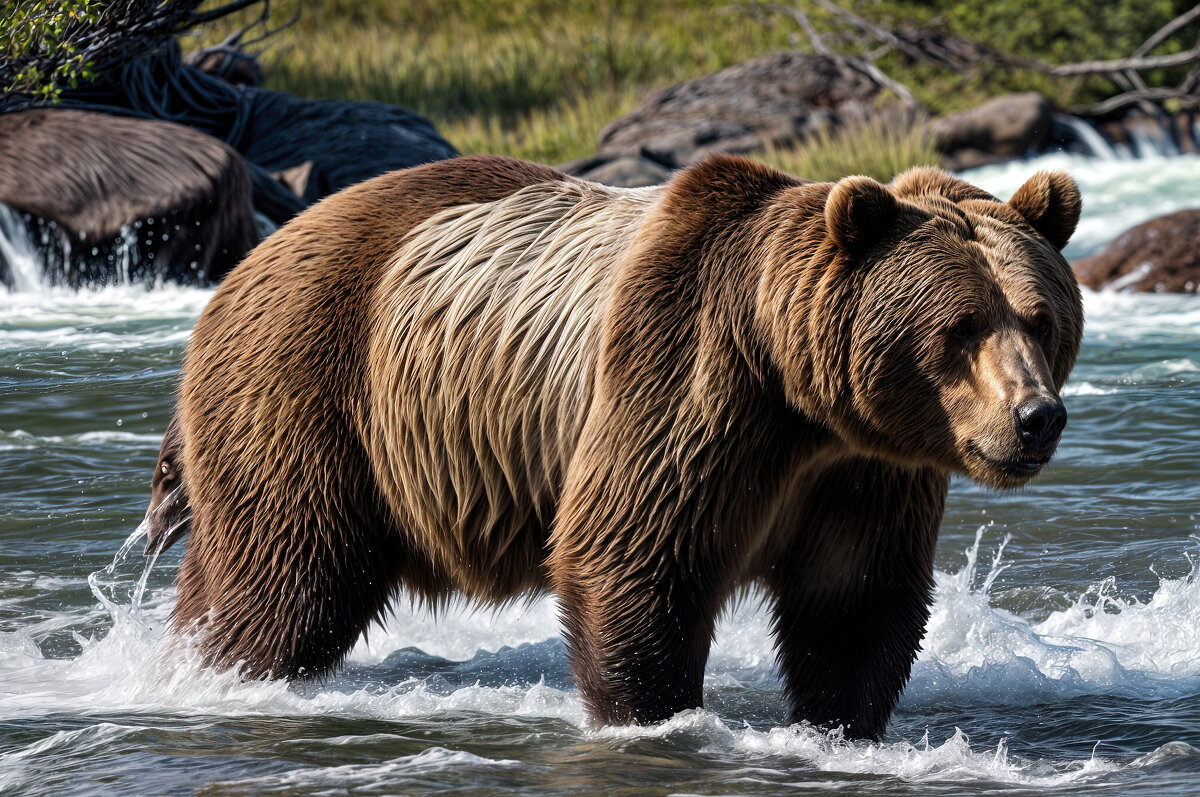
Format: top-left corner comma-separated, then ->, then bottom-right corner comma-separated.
966,442 -> 1052,479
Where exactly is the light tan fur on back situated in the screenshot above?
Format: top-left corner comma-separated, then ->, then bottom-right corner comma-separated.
367,181 -> 659,599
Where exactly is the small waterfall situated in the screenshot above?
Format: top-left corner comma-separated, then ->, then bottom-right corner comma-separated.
1054,115 -> 1121,160
0,204 -> 151,292
0,204 -> 48,291
1127,123 -> 1181,158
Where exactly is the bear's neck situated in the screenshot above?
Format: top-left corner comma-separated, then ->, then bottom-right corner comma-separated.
752,184 -> 860,435
627,162 -> 851,444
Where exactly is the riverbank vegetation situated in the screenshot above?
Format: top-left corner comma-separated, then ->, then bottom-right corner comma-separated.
190,0 -> 1198,169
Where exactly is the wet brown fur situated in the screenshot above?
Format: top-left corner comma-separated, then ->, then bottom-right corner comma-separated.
174,154 -> 1082,738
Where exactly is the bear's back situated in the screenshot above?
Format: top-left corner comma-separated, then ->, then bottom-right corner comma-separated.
179,158 -> 631,618
365,178 -> 660,598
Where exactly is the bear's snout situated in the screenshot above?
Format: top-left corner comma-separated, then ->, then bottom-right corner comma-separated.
1014,397 -> 1067,456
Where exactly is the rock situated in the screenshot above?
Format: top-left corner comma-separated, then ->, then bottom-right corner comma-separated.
596,53 -> 889,167
237,89 -> 459,204
931,93 -> 1055,170
0,109 -> 258,288
183,45 -> 263,87
560,155 -> 672,187
1073,210 -> 1200,293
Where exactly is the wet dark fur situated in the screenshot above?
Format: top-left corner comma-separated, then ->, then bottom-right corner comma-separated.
173,155 -> 1083,738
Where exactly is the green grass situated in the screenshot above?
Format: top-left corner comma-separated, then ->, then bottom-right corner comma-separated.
196,0 -> 1200,169
757,116 -> 941,183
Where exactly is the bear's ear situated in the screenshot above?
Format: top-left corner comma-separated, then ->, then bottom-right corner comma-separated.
825,176 -> 898,255
1007,171 -> 1082,251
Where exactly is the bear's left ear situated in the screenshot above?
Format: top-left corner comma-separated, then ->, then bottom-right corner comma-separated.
825,175 -> 898,256
1007,171 -> 1082,251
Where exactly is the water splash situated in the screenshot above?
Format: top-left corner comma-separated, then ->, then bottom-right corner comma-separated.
0,205 -> 44,291
3,520 -> 1200,789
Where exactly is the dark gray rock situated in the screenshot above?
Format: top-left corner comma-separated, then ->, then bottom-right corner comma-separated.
596,53 -> 888,167
0,109 -> 257,288
931,93 -> 1054,170
237,89 -> 459,205
562,155 -> 672,187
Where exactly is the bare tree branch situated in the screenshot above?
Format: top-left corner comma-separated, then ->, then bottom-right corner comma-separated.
1135,3 -> 1200,57
759,3 -> 832,56
1001,44 -> 1200,78
746,1 -> 1200,120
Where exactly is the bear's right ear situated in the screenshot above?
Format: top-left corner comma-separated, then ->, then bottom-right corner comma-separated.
825,176 -> 898,256
1007,171 -> 1082,251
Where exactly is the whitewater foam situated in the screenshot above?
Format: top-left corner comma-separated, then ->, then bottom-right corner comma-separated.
3,524 -> 1199,730
959,153 -> 1200,260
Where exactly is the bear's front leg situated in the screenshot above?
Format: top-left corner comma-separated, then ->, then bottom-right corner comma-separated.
548,440 -> 726,726
763,457 -> 947,740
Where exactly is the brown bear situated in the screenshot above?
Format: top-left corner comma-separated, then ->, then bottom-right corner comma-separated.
172,155 -> 1082,739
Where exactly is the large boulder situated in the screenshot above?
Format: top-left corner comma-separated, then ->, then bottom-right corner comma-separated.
931,93 -> 1055,170
0,109 -> 258,288
236,89 -> 459,204
1073,210 -> 1200,292
559,154 -> 673,187
596,53 -> 891,168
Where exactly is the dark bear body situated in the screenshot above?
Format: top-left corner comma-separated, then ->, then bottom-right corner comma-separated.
172,155 -> 1082,738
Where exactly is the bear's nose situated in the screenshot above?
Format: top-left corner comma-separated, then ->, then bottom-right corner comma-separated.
1014,398 -> 1067,452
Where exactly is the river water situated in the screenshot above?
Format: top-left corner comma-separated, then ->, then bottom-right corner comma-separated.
1,153 -> 1198,795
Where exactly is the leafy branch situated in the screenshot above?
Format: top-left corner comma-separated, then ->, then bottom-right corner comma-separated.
0,0 -> 272,104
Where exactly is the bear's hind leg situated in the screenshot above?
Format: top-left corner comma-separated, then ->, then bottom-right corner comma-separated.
172,451 -> 412,681
764,458 -> 946,740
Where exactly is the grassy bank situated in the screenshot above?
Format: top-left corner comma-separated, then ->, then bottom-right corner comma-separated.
199,0 -> 1197,173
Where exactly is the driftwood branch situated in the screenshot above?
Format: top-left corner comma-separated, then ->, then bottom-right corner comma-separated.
1135,4 -> 1200,57
746,2 -> 920,106
747,1 -> 1200,119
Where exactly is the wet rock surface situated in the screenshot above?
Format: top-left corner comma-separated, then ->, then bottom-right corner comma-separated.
931,93 -> 1055,170
1073,209 -> 1200,293
0,109 -> 257,288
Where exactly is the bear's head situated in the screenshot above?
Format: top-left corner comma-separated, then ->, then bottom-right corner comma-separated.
775,167 -> 1083,489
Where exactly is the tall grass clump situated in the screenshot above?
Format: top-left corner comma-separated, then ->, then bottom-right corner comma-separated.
756,117 -> 941,184
198,0 -> 793,163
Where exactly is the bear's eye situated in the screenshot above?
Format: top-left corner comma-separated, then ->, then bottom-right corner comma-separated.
947,313 -> 985,346
160,462 -> 171,476
1032,314 -> 1053,343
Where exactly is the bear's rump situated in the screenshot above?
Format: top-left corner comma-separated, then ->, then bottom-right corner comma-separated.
365,180 -> 658,600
